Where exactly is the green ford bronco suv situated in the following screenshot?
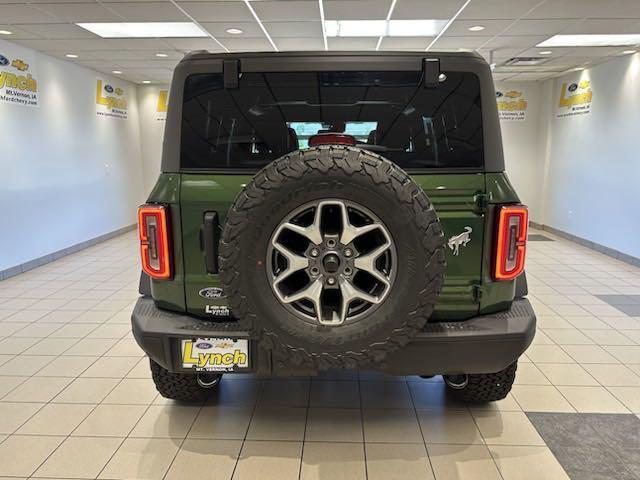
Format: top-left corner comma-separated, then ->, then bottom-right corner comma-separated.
132,51 -> 535,403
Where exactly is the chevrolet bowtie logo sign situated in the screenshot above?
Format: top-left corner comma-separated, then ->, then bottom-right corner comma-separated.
11,59 -> 28,71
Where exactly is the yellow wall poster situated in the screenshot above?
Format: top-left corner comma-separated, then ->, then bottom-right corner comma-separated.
0,41 -> 39,108
556,80 -> 592,118
496,89 -> 527,121
156,89 -> 168,121
95,78 -> 128,119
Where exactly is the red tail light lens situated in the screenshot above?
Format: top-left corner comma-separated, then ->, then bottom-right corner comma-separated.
494,205 -> 528,281
138,204 -> 172,280
308,133 -> 357,147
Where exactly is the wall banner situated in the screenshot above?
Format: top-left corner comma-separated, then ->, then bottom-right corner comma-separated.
156,90 -> 168,121
556,80 -> 592,118
496,89 -> 527,121
96,78 -> 128,119
0,43 -> 39,108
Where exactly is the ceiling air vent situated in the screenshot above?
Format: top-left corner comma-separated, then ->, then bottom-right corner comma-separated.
503,57 -> 549,66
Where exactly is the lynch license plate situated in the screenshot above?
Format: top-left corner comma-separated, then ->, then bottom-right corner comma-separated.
181,338 -> 249,371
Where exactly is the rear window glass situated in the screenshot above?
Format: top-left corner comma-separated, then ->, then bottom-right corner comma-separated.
181,70 -> 483,170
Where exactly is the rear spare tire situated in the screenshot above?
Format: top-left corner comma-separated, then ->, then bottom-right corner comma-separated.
220,146 -> 446,370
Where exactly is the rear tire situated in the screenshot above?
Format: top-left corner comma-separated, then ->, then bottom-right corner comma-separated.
150,360 -> 220,402
445,362 -> 517,403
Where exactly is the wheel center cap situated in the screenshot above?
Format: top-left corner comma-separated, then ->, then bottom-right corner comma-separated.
322,253 -> 341,274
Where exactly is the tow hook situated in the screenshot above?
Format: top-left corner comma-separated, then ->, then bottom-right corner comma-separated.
197,372 -> 222,388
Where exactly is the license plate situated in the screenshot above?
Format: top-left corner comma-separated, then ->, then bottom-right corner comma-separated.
181,338 -> 249,372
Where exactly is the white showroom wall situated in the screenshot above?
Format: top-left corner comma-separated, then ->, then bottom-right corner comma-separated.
494,81 -> 547,223
540,53 -> 640,259
137,84 -> 169,195
0,39 -> 145,273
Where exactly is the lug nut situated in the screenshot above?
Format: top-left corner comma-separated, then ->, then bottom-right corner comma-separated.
326,277 -> 336,285
310,248 -> 320,257
344,248 -> 353,257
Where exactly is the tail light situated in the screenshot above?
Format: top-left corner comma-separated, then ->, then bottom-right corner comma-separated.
138,204 -> 172,280
494,205 -> 528,281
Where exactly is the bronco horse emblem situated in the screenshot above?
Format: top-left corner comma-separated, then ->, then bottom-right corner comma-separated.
448,226 -> 473,256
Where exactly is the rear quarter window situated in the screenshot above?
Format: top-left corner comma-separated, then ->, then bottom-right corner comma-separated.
180,70 -> 483,171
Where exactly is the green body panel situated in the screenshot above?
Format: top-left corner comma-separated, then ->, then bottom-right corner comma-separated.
479,173 -> 521,314
147,174 -> 186,312
147,171 -> 521,321
178,172 -> 491,320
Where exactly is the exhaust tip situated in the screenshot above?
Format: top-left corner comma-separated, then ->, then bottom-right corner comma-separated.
197,372 -> 222,388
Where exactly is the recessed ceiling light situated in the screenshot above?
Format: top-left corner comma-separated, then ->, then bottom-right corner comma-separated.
76,22 -> 207,38
623,49 -> 636,54
112,70 -> 122,74
65,54 -> 78,58
0,30 -> 12,35
325,19 -> 448,37
468,25 -> 485,32
226,28 -> 243,35
539,50 -> 552,55
155,53 -> 168,58
538,34 -> 640,47
142,80 -> 151,84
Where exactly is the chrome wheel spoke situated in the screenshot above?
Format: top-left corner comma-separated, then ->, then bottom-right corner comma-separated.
338,278 -> 382,324
268,199 -> 396,326
283,278 -> 323,322
353,242 -> 392,287
338,202 -> 382,245
272,243 -> 309,286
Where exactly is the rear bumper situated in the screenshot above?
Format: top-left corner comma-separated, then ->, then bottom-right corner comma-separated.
131,297 -> 535,376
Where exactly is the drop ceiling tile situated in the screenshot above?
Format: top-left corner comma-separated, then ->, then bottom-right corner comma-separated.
430,36 -> 492,49
14,23 -> 99,39
392,0 -> 467,20
12,38 -> 118,52
559,18 -> 640,34
0,25 -> 44,40
108,38 -> 175,50
446,19 -> 514,36
492,72 -> 518,81
252,1 -> 320,22
200,22 -> 264,38
114,59 -> 180,68
1,4 -> 58,23
459,0 -> 544,20
478,48 -> 528,60
264,21 -> 322,38
503,19 -> 579,36
379,36 -> 431,50
177,2 -> 253,22
161,38 -> 227,51
508,72 -> 555,81
481,35 -> 550,48
34,2 -> 124,22
104,2 -> 189,21
526,0 -> 640,19
324,0 -> 391,20
327,37 -> 379,50
276,37 -> 325,51
222,36 -> 275,51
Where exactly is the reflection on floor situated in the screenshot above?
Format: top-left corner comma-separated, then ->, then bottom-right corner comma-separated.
0,227 -> 639,479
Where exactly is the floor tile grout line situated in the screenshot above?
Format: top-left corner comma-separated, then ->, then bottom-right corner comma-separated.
228,379 -> 265,480
295,378 -> 313,480
405,376 -> 443,480
358,373 -> 368,480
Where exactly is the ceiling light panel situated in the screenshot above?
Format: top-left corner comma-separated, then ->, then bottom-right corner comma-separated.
538,34 -> 640,47
325,19 -> 447,37
76,22 -> 208,38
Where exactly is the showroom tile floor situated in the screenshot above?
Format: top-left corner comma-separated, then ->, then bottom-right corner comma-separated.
0,228 -> 639,480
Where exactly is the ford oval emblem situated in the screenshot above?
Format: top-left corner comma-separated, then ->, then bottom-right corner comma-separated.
199,287 -> 225,299
568,83 -> 578,92
104,84 -> 114,93
0,55 -> 9,66
195,342 -> 213,349
495,91 -> 503,98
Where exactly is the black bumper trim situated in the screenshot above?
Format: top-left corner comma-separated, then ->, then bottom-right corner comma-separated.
131,297 -> 535,376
